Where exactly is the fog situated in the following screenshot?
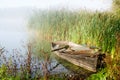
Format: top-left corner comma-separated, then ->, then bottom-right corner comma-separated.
0,0 -> 113,31
0,0 -> 112,11
0,0 -> 113,49
0,8 -> 30,49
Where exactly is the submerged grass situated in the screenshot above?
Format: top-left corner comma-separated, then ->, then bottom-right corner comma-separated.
0,44 -> 70,80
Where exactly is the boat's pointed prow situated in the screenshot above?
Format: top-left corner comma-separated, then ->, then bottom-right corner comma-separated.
51,42 -> 56,48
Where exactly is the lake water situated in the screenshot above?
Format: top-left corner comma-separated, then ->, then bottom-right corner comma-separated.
0,8 -> 28,50
0,8 -> 94,79
0,0 -> 113,78
0,8 -> 70,76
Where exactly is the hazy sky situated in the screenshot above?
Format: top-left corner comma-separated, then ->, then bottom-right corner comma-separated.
0,0 -> 113,11
0,0 -> 113,32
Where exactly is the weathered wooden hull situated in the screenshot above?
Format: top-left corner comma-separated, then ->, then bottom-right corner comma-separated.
51,41 -> 98,72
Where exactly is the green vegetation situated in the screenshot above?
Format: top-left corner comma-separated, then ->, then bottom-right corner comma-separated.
0,44 -> 67,80
28,5 -> 120,80
87,68 -> 107,80
113,0 -> 120,15
0,0 -> 120,80
28,10 -> 120,56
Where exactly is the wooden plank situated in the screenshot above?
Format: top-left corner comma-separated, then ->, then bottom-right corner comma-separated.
51,41 -> 98,72
54,52 -> 97,72
51,41 -> 95,54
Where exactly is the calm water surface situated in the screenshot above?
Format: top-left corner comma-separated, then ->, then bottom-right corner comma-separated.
0,8 -> 94,78
0,8 -> 69,75
0,0 -> 113,78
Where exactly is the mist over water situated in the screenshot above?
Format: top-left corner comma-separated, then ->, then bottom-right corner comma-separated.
49,0 -> 113,12
0,8 -> 30,50
0,0 -> 113,11
0,1 -> 116,78
0,0 -> 113,53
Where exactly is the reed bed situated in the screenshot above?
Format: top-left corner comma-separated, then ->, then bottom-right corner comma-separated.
28,10 -> 120,55
28,9 -> 120,79
0,44 -> 71,80
0,45 -> 42,80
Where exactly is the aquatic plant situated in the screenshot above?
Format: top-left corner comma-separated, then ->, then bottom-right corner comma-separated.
28,8 -> 120,79
28,10 -> 120,56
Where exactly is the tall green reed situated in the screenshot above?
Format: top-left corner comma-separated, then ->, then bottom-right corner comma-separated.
28,9 -> 120,79
28,10 -> 120,56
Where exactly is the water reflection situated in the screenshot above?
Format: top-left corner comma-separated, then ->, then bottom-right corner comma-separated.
0,31 -> 27,50
0,8 -> 94,79
0,8 -> 69,77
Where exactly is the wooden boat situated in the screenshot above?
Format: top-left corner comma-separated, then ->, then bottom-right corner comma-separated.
51,41 -> 99,72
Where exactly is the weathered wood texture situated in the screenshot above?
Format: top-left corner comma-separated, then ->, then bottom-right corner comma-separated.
51,41 -> 99,72
54,52 -> 97,72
